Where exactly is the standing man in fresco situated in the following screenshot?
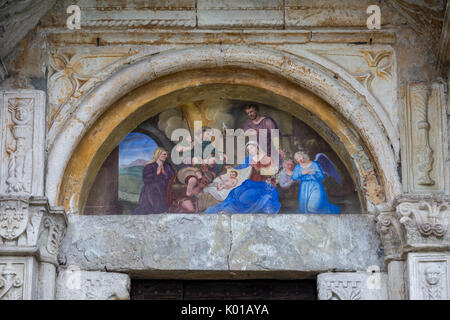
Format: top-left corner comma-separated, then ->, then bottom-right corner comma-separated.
243,104 -> 284,165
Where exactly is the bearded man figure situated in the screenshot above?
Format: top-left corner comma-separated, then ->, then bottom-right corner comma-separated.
243,104 -> 284,164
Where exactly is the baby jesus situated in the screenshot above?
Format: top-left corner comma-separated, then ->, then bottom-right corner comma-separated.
217,170 -> 238,191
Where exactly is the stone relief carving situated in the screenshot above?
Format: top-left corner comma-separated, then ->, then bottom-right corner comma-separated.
376,210 -> 404,261
317,272 -> 388,300
0,198 -> 28,242
318,279 -> 362,300
47,51 -> 131,132
43,216 -> 66,256
397,201 -> 449,244
402,82 -> 447,193
410,84 -> 435,186
0,262 -> 24,300
354,50 -> 393,91
0,91 -> 46,197
408,253 -> 449,300
421,264 -> 443,300
5,99 -> 33,194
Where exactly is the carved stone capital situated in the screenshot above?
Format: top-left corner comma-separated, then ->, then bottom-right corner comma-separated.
396,196 -> 450,250
0,196 -> 67,265
38,207 -> 67,265
376,209 -> 405,262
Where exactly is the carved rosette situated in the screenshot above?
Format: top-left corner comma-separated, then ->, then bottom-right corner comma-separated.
397,201 -> 449,245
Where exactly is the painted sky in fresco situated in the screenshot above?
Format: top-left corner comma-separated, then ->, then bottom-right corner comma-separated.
119,132 -> 158,167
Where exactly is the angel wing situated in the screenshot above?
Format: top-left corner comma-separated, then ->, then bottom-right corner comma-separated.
314,153 -> 342,186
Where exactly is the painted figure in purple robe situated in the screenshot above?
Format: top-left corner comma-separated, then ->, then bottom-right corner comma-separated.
291,151 -> 341,214
244,104 -> 284,160
133,147 -> 175,214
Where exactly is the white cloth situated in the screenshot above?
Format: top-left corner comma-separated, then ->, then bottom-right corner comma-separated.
203,166 -> 253,201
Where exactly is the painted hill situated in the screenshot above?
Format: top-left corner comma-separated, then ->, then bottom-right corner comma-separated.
120,159 -> 147,169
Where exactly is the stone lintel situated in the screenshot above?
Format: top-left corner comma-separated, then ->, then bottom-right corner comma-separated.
59,214 -> 385,277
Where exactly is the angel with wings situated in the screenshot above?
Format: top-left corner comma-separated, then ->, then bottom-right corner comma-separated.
291,151 -> 341,214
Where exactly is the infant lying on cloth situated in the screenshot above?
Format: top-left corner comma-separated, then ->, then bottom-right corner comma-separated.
203,166 -> 252,201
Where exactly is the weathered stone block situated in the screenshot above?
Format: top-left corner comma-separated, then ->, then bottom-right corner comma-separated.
56,269 -> 130,300
59,214 -> 384,277
285,0 -> 385,28
197,0 -> 283,28
229,214 -> 385,272
317,271 -> 388,300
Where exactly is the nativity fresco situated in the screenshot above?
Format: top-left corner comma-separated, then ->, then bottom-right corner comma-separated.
86,100 -> 361,215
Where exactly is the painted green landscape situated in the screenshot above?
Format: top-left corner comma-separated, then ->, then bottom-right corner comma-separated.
118,165 -> 144,214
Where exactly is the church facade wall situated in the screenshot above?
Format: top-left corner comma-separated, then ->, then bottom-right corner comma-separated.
0,0 -> 449,300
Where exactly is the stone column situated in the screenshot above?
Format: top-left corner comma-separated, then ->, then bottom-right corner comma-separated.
0,90 -> 67,300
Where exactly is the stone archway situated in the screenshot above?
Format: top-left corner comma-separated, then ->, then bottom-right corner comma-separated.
45,45 -> 401,214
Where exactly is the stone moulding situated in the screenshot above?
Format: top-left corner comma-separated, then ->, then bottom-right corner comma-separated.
44,45 -> 401,214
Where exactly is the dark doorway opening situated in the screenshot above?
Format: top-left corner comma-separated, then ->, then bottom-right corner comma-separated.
131,279 -> 317,300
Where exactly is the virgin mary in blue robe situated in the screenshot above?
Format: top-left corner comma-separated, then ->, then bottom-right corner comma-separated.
205,142 -> 280,214
291,152 -> 340,214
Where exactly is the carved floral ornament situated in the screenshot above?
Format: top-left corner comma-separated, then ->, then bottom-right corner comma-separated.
375,199 -> 450,262
397,201 -> 449,239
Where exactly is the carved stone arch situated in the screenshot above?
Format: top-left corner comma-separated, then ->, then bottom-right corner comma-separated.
44,45 -> 401,214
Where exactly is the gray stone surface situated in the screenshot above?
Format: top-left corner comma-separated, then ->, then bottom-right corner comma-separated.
317,271 -> 388,300
197,0 -> 283,28
56,270 -> 130,300
59,214 -> 385,277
